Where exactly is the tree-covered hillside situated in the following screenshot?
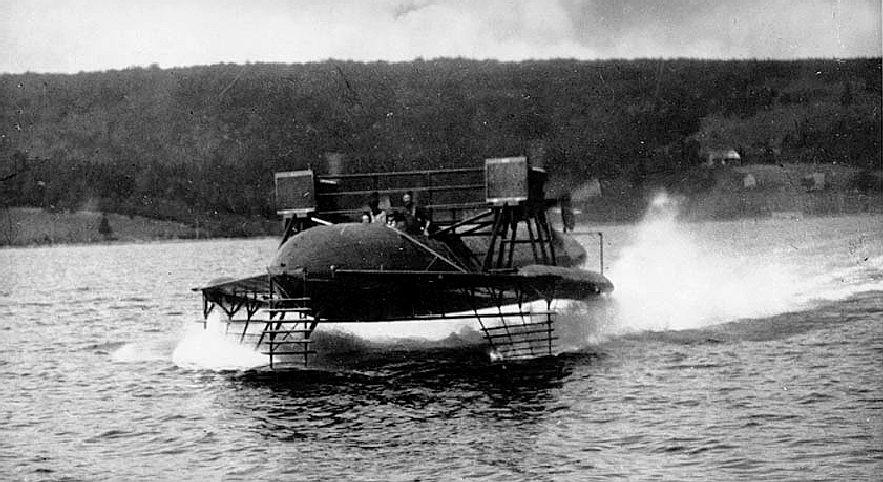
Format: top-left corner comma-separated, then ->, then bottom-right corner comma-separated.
1,58 -> 880,231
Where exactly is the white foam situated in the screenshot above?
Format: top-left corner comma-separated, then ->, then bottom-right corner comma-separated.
604,193 -> 882,333
110,341 -> 170,363
171,316 -> 267,371
788,255 -> 883,304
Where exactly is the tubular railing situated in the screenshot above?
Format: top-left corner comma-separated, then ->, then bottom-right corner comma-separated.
314,167 -> 487,219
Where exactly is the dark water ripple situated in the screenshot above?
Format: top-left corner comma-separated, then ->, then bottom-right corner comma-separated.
1,227 -> 882,480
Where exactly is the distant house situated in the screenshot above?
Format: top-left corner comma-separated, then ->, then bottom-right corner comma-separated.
705,149 -> 742,166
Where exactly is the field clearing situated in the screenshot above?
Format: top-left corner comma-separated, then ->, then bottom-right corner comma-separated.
0,208 -> 201,246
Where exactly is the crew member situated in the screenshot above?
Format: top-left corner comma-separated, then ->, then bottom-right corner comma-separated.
368,198 -> 387,225
401,191 -> 429,234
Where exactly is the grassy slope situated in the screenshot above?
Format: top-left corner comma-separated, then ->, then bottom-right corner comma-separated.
2,163 -> 879,246
683,163 -> 882,220
0,208 -> 204,246
580,163 -> 881,223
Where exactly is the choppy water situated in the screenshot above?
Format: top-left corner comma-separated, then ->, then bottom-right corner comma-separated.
1,209 -> 881,481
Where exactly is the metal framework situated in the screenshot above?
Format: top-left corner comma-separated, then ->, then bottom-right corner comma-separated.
196,160 -> 608,370
199,272 -> 560,369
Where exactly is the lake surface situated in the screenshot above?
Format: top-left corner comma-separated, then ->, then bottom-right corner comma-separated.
1,209 -> 881,481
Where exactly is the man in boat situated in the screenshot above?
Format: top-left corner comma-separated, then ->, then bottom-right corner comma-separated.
368,198 -> 387,225
401,191 -> 429,234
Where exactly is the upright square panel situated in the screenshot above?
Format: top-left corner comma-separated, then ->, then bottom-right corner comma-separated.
275,170 -> 316,214
485,156 -> 529,205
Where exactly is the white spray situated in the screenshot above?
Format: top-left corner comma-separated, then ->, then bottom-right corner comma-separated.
604,192 -> 883,334
171,315 -> 268,371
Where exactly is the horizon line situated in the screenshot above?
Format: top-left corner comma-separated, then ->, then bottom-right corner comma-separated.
3,55 -> 881,76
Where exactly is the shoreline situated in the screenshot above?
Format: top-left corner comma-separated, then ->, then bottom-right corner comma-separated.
2,203 -> 880,249
0,232 -> 280,250
0,208 -> 279,248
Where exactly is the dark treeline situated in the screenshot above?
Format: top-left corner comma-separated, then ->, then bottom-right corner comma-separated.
1,58 -> 880,231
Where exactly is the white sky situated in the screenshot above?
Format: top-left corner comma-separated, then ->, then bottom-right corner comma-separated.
1,0 -> 880,74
